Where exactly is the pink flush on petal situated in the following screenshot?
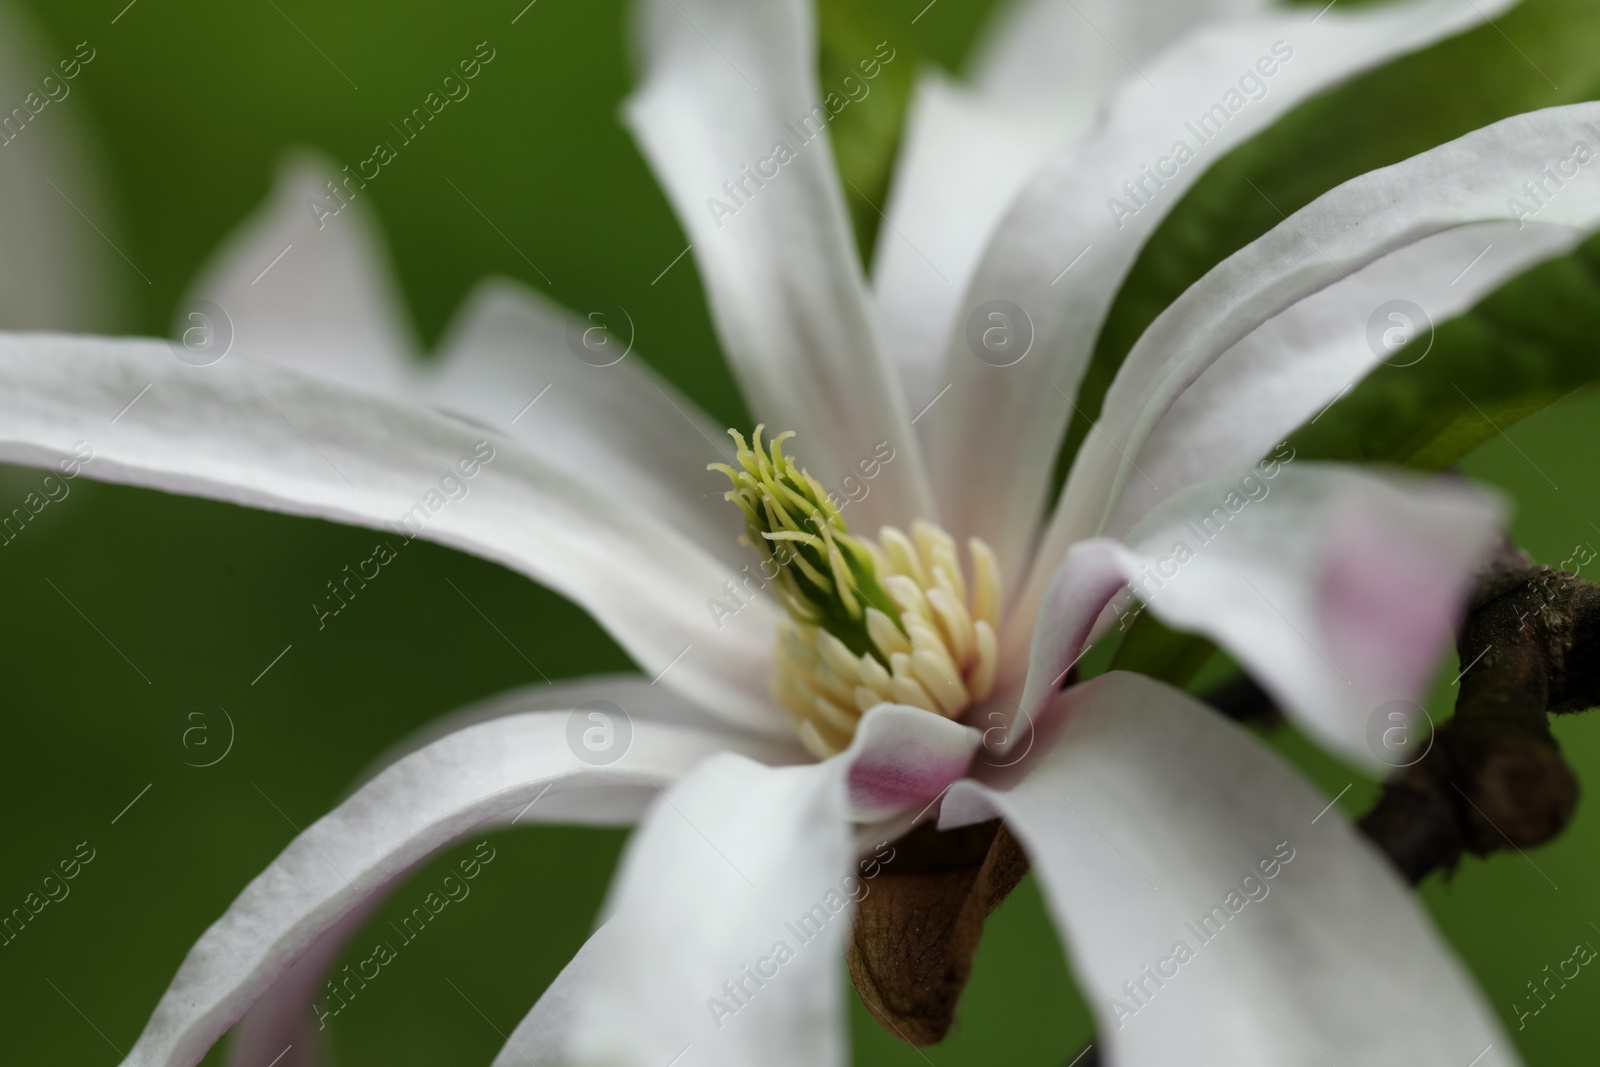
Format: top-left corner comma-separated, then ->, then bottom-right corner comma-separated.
1319,515 -> 1468,702
841,706 -> 983,821
847,751 -> 975,816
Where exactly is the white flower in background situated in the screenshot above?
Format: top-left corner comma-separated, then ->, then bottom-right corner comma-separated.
2,0 -> 1598,1065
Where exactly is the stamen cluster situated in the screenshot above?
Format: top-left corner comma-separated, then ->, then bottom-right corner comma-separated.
712,428 -> 1002,757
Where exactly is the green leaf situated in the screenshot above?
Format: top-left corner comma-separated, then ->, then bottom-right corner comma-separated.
1051,0 -> 1600,496
817,0 -> 917,269
1290,234 -> 1600,467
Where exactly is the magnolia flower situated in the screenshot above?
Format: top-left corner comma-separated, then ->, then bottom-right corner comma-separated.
4,0 -> 1600,1065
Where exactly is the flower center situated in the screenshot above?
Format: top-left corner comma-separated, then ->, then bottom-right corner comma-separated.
712,427 -> 1002,757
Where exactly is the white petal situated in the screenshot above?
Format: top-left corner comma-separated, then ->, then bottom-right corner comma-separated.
569,757 -> 851,1067
1111,220 -> 1586,529
970,0 -> 1271,120
876,0 -> 1280,406
185,152 -> 419,398
424,278 -> 746,568
227,893 -> 386,1067
569,704 -> 978,1067
872,74 -> 1062,415
0,335 -> 784,734
230,676 -> 792,1067
120,708 -> 756,1067
843,704 -> 980,822
1020,101 -> 1600,630
925,0 -> 1516,589
1001,536 -> 1132,739
623,0 -> 935,532
945,673 -> 1518,1067
0,16 -> 123,331
230,678 -> 803,1067
364,674 -> 808,781
1019,465 -> 1502,767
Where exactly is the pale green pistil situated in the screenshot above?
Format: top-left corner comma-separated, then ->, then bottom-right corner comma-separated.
709,426 -> 902,661
709,427 -> 1006,758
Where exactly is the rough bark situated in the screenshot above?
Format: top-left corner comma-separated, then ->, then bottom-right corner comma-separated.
1358,542 -> 1598,882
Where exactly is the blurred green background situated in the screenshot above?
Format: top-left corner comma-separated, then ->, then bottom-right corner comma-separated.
1,0 -> 1598,1063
